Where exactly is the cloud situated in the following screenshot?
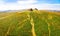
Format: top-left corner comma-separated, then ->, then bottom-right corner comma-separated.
0,0 -> 60,11
34,4 -> 60,10
17,0 -> 37,5
0,0 -> 5,4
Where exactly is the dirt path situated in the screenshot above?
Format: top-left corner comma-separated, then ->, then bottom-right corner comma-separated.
30,17 -> 36,36
17,18 -> 29,30
27,12 -> 36,36
0,14 -> 14,19
45,20 -> 51,36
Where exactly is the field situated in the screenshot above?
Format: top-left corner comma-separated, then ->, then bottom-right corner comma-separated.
0,10 -> 60,36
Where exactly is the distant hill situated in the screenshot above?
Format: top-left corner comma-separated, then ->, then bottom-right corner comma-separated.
0,10 -> 60,36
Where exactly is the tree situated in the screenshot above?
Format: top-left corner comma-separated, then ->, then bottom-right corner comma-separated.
35,8 -> 38,10
29,8 -> 33,11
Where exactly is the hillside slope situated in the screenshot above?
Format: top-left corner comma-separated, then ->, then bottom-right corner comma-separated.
0,11 -> 60,36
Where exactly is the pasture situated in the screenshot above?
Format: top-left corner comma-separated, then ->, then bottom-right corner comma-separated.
0,10 -> 60,36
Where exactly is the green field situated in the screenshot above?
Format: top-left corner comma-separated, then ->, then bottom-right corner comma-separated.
0,10 -> 60,36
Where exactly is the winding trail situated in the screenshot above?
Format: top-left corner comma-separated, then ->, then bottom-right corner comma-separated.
0,14 -> 14,20
17,18 -> 29,30
30,17 -> 36,36
27,12 -> 36,36
5,24 -> 14,36
5,15 -> 29,36
45,20 -> 51,36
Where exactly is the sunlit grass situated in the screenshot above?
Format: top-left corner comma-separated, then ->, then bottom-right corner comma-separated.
0,10 -> 60,36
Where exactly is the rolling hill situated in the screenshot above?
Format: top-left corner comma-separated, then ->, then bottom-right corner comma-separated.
0,10 -> 60,36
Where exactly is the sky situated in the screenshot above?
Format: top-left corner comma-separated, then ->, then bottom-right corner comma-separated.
0,0 -> 60,11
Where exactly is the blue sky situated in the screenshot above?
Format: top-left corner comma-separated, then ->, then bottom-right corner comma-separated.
0,0 -> 60,11
4,0 -> 60,4
38,0 -> 60,4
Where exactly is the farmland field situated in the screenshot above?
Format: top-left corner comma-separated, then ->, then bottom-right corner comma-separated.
0,10 -> 60,36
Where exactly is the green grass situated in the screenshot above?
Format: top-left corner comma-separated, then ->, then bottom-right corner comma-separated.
0,10 -> 60,36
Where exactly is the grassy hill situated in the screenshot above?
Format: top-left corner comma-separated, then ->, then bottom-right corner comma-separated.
0,10 -> 60,36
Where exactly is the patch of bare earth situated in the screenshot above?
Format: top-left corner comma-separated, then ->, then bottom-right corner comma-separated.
27,13 -> 36,36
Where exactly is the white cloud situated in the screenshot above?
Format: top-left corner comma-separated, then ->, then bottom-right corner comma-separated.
0,0 -> 60,11
17,0 -> 37,4
0,0 -> 5,4
34,4 -> 60,10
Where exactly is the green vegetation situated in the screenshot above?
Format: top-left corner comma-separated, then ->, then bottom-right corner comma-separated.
0,10 -> 60,36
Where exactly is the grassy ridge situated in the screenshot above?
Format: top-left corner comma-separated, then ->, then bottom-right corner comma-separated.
0,10 -> 60,36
